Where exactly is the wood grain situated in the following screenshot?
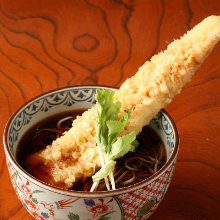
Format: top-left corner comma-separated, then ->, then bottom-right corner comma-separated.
0,0 -> 220,219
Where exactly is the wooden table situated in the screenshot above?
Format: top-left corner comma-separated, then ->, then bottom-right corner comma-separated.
0,0 -> 220,219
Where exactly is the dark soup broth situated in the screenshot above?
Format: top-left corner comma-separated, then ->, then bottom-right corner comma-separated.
16,109 -> 86,168
16,110 -> 167,191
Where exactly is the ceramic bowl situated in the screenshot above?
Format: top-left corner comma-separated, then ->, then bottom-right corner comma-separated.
3,86 -> 179,220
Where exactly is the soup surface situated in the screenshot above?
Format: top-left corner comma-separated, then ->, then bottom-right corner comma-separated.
16,110 -> 166,191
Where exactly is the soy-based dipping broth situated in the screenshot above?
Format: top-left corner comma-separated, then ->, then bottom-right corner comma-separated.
16,110 -> 167,191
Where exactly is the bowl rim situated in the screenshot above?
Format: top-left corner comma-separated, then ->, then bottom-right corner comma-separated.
3,85 -> 179,198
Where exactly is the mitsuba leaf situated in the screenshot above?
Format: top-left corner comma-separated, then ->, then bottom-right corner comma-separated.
108,132 -> 137,160
106,110 -> 131,146
92,89 -> 138,190
95,89 -> 121,150
106,120 -> 124,144
105,102 -> 121,121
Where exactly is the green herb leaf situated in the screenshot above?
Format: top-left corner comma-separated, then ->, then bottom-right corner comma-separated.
95,89 -> 121,150
95,89 -> 121,120
106,110 -> 130,147
106,120 -> 124,144
131,140 -> 139,148
92,89 -> 138,191
108,132 -> 137,160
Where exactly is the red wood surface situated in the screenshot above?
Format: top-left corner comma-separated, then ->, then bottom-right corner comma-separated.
0,0 -> 220,219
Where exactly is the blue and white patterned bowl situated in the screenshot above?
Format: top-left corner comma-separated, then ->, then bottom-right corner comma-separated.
3,86 -> 179,220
